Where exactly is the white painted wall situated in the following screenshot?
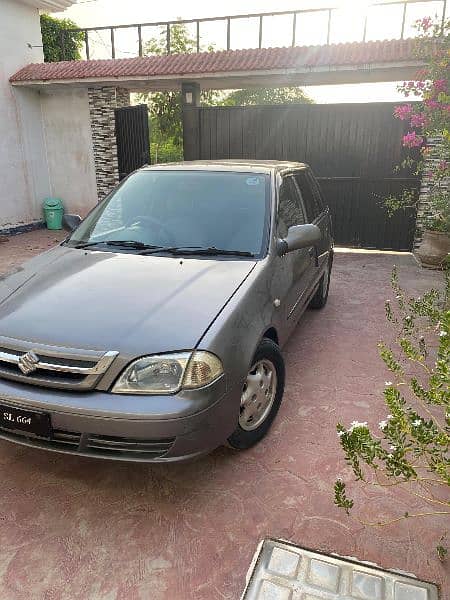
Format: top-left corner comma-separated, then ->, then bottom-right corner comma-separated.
40,88 -> 98,217
0,0 -> 97,230
0,0 -> 49,229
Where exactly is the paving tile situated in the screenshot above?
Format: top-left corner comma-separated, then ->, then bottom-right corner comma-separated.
307,559 -> 340,592
268,547 -> 301,578
257,580 -> 292,600
395,581 -> 429,600
352,571 -> 384,599
242,539 -> 439,600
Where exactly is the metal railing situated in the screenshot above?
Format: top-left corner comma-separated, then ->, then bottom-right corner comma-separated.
61,0 -> 448,60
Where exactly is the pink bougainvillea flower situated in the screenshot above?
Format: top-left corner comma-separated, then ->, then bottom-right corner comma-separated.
416,16 -> 433,32
393,104 -> 413,120
432,79 -> 447,93
437,160 -> 448,171
424,98 -> 440,109
410,112 -> 429,128
402,131 -> 424,148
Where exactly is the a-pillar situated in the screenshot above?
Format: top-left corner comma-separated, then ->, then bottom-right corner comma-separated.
181,82 -> 201,161
88,86 -> 130,200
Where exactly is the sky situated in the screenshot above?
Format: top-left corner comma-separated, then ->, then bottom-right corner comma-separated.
54,0 -> 448,103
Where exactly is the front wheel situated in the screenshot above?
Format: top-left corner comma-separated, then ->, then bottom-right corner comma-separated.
227,338 -> 285,450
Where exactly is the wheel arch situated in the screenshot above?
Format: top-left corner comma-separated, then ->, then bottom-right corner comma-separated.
262,326 -> 279,346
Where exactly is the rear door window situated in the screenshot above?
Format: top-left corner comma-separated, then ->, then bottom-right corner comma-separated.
294,170 -> 323,222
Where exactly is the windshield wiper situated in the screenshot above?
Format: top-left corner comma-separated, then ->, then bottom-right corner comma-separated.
70,241 -> 255,257
102,240 -> 163,250
139,246 -> 255,257
70,240 -> 163,250
67,241 -> 101,249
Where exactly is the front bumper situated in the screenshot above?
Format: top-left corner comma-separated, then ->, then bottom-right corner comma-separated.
0,375 -> 238,462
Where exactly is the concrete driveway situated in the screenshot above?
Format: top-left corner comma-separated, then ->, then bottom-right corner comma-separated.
0,230 -> 447,599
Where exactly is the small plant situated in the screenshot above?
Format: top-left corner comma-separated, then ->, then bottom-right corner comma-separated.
436,537 -> 448,562
334,266 -> 449,542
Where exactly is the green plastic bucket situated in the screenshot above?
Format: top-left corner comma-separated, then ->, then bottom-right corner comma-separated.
43,198 -> 64,230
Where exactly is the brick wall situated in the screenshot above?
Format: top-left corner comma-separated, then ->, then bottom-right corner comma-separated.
414,138 -> 449,248
88,86 -> 130,200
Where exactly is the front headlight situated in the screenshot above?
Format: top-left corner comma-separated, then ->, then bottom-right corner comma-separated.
112,351 -> 223,394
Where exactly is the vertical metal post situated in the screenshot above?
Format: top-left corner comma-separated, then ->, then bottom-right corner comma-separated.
292,13 -> 297,47
400,2 -> 407,39
60,30 -> 66,60
196,21 -> 200,52
138,25 -> 143,56
166,23 -> 171,54
362,14 -> 368,42
441,0 -> 447,35
327,9 -> 332,44
227,18 -> 231,50
85,30 -> 90,60
259,15 -> 263,48
110,28 -> 115,59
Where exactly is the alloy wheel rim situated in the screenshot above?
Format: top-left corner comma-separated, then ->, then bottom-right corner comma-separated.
239,359 -> 277,431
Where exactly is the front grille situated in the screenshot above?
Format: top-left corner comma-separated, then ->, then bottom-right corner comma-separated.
0,361 -> 86,385
0,336 -> 118,390
53,429 -> 82,447
86,433 -> 174,456
0,425 -> 175,461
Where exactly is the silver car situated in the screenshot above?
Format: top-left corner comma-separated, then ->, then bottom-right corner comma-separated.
0,161 -> 333,462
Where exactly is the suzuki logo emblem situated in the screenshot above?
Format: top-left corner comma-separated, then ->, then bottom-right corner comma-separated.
18,351 -> 40,375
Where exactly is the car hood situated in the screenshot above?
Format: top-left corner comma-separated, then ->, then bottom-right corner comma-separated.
0,246 -> 256,356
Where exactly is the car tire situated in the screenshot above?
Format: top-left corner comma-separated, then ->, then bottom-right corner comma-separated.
309,255 -> 333,309
227,338 -> 285,450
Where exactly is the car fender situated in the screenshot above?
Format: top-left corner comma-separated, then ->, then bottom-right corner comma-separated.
196,255 -> 285,430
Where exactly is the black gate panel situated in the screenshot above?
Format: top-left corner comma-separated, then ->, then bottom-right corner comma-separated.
115,104 -> 150,180
318,177 -> 417,250
184,102 -> 419,251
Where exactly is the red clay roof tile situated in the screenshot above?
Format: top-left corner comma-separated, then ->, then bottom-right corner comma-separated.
10,38 -> 418,83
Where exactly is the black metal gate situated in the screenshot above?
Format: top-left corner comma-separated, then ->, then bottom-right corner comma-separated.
183,102 -> 419,251
115,104 -> 150,180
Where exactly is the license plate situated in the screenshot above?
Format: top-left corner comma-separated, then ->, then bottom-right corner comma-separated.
0,404 -> 52,438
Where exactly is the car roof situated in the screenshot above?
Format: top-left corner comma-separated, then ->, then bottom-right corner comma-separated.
140,160 -> 309,175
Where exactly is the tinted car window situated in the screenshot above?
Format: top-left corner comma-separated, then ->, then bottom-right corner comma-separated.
278,176 -> 307,237
68,170 -> 270,256
307,171 -> 325,214
294,170 -> 323,221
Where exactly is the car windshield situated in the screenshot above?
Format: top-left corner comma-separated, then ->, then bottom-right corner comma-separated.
67,170 -> 270,257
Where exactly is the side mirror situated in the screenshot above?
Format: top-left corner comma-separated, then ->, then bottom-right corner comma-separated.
63,214 -> 82,232
277,224 -> 321,256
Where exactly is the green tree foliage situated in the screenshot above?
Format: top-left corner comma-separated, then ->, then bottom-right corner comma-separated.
138,22 -> 217,163
222,87 -> 312,106
137,21 -> 313,163
40,14 -> 84,62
